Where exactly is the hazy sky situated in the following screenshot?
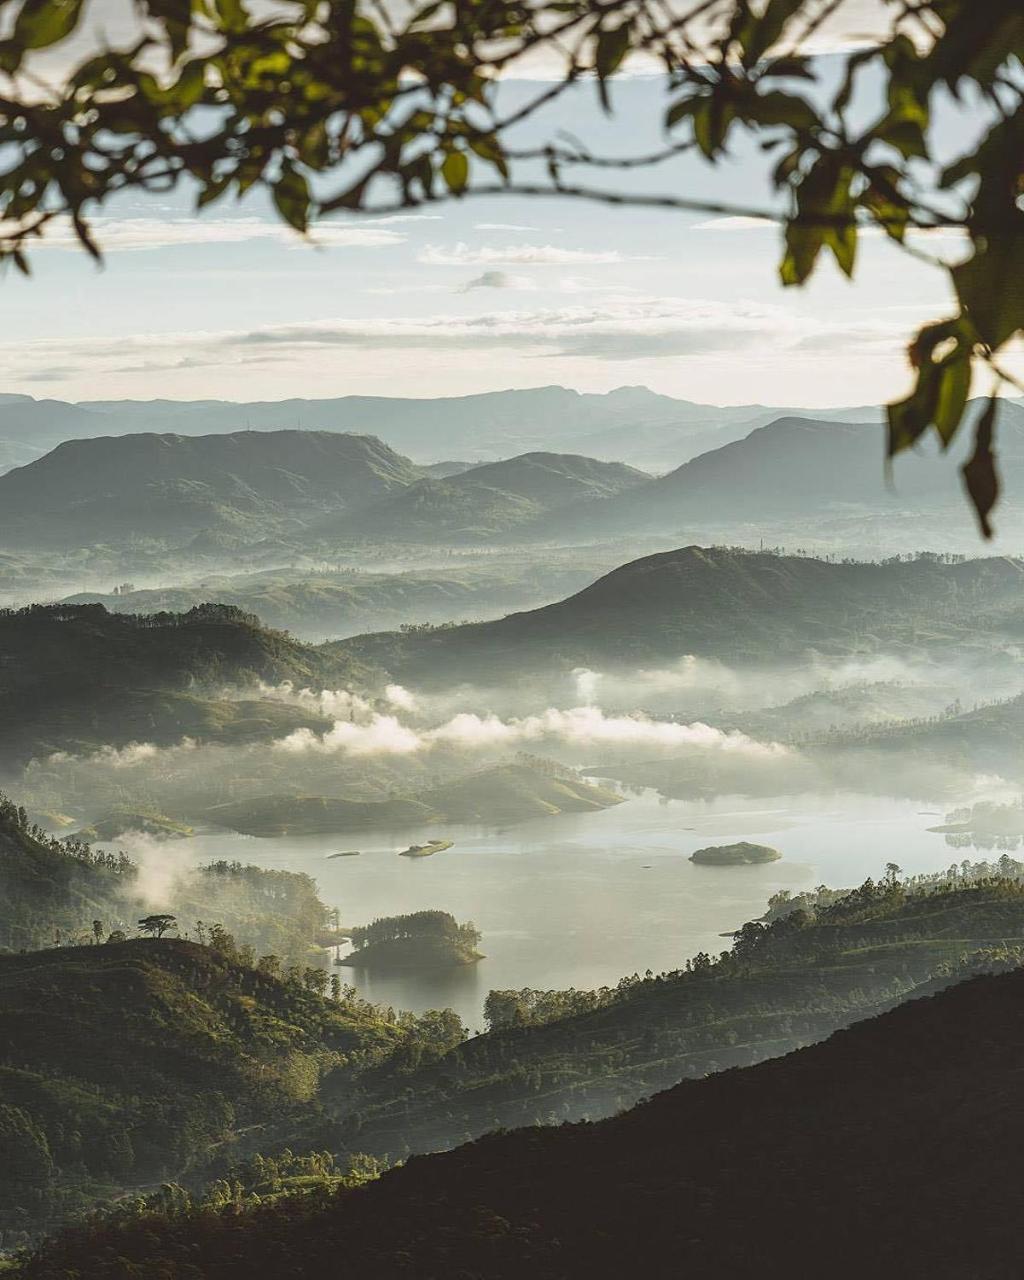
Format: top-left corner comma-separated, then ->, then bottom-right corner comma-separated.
0,4 -> 991,408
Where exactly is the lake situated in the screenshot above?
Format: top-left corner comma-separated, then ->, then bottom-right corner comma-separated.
148,789 -> 956,1029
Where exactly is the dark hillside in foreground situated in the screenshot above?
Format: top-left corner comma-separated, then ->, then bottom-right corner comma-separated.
23,963 -> 1024,1279
338,546 -> 1024,684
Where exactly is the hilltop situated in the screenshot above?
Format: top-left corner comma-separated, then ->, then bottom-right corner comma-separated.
337,546 -> 1024,684
0,430 -> 421,547
321,452 -> 648,543
0,603 -> 371,765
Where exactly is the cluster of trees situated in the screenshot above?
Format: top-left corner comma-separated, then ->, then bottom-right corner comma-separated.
0,602 -> 262,629
484,986 -> 620,1033
350,911 -> 481,953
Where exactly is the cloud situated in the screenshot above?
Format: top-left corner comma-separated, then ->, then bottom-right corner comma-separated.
459,270 -> 537,292
1,216 -> 406,253
272,701 -> 788,759
692,216 -> 777,232
360,213 -> 443,225
419,242 -> 634,266
473,222 -> 544,232
0,297 -> 915,385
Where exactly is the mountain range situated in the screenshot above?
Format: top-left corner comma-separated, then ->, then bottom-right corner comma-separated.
0,385 -> 885,472
6,403 -> 1023,554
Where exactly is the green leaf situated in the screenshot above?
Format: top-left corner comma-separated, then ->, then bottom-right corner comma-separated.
272,165 -> 311,233
12,0 -> 86,51
953,228 -> 1024,351
441,150 -> 469,194
961,396 -> 1000,539
736,0 -> 804,64
780,221 -> 824,285
887,318 -> 973,455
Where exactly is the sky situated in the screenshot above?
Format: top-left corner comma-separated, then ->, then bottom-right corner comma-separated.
0,1 -> 994,409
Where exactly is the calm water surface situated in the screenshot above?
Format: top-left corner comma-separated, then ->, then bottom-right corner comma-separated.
167,790 -> 950,1028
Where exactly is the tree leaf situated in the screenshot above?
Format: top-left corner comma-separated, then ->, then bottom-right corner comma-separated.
272,165 -> 311,233
961,396 -> 1000,539
441,150 -> 469,194
12,0 -> 86,51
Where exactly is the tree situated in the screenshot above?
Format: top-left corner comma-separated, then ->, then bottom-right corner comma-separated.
0,2 -> 1021,531
138,913 -> 177,938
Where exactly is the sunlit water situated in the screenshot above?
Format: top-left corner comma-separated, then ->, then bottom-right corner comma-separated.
140,790 -> 957,1028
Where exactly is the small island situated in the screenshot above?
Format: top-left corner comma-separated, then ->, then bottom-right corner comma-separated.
338,909 -> 482,971
400,839 -> 454,858
690,841 -> 782,866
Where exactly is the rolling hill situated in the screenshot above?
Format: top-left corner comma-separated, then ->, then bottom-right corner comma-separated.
0,430 -> 421,547
202,763 -> 623,836
337,545 -> 1024,684
321,452 -> 648,542
533,402 -> 1024,540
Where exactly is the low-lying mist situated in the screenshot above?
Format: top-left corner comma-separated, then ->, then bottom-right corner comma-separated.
15,645 -> 1024,835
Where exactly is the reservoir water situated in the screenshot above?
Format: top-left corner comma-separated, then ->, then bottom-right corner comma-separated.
154,790 -> 956,1029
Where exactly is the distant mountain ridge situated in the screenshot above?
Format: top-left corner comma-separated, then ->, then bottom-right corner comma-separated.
0,384 -> 888,471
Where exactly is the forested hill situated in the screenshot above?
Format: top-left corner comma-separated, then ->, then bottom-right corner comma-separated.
330,869 -> 1024,1162
0,937 -> 403,1240
23,960 -> 1024,1279
318,451 -> 649,542
0,430 -> 421,546
338,547 -> 1024,683
0,603 -> 369,764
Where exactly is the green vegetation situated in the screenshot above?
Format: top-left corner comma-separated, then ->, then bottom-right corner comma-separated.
0,602 -> 372,767
689,842 -> 781,866
2,0 -> 1018,531
326,865 -> 1024,1161
341,911 -> 483,972
0,937 -> 405,1241
25,962 -> 1024,1278
0,791 -> 335,964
